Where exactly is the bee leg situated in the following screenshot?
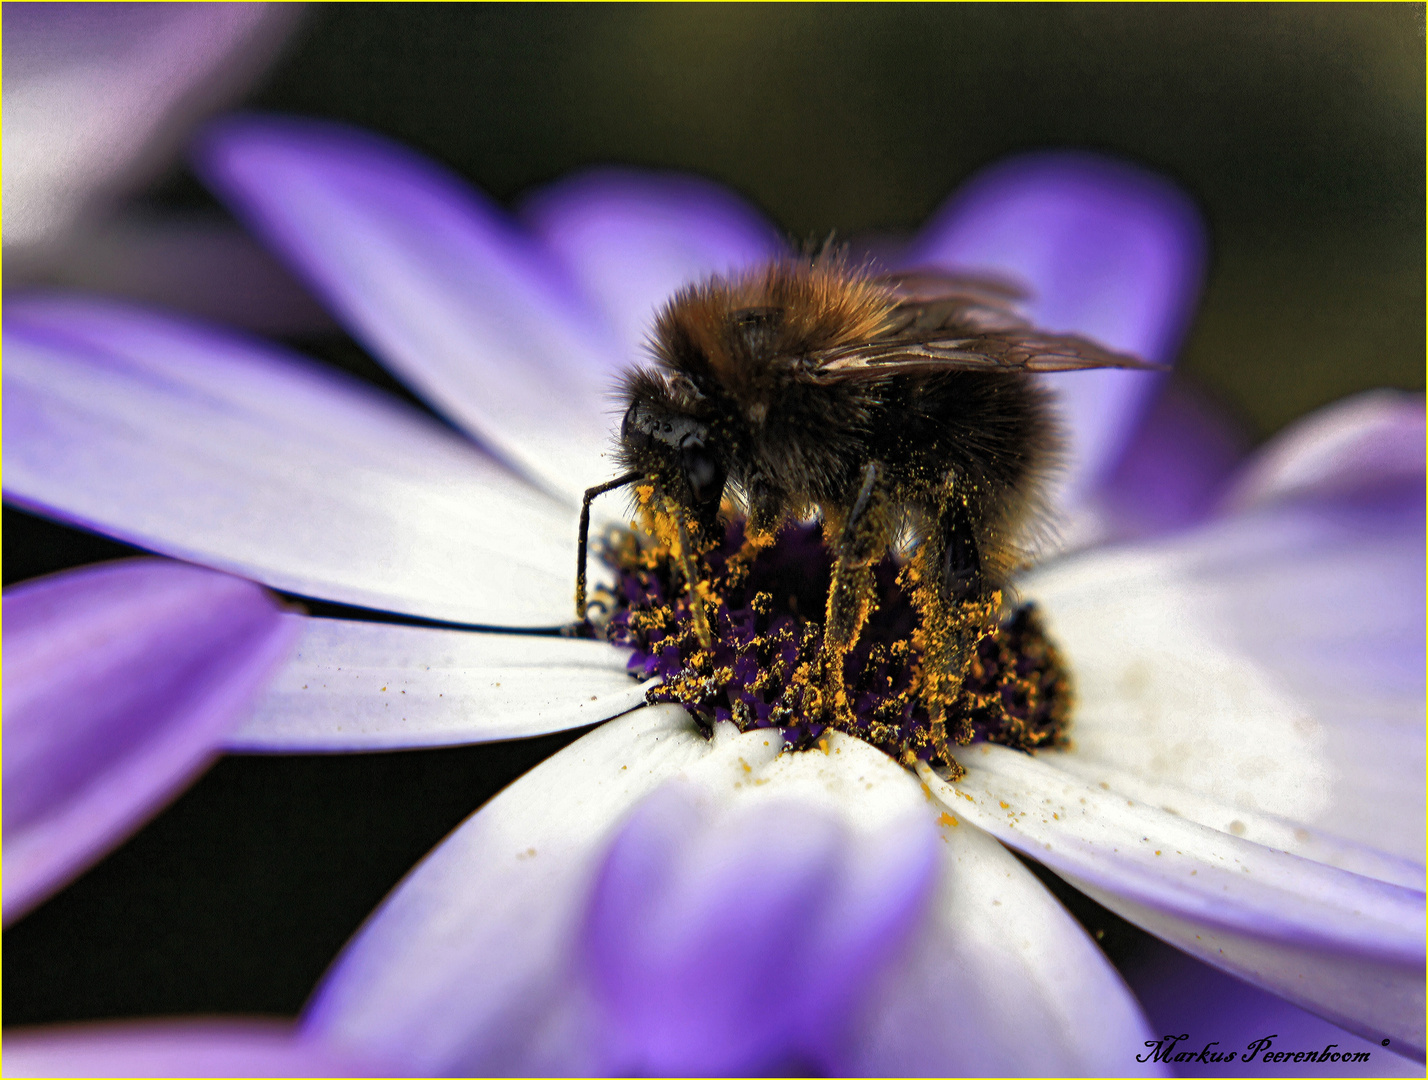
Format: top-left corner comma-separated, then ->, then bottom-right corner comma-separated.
912,493 -> 996,778
726,481 -> 782,582
821,462 -> 891,723
673,514 -> 713,650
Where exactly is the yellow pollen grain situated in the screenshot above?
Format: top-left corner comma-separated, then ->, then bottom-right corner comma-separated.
998,800 -> 1009,809
938,811 -> 959,828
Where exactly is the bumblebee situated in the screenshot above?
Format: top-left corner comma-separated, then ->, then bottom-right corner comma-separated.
576,253 -> 1154,762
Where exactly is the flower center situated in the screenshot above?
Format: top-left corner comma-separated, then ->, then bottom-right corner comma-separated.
593,514 -> 1071,778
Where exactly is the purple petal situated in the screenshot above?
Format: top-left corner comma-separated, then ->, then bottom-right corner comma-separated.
302,705 -> 709,1075
849,802 -> 1164,1077
229,616 -> 654,752
522,168 -> 783,359
1095,377 -> 1251,540
582,734 -> 938,1075
1,1019 -> 398,1078
4,294 -> 580,627
2,558 -> 296,922
195,114 -> 619,502
1223,390 -> 1425,512
1123,939 -> 1424,1077
908,151 -> 1207,509
923,748 -> 1425,1055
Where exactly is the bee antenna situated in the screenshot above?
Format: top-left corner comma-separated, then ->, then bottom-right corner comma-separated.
576,471 -> 643,622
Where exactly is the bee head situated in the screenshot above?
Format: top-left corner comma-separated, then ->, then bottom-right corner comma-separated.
619,393 -> 727,537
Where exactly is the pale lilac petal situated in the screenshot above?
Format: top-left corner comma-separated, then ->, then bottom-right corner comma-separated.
922,748 -> 1426,1055
1021,478 -> 1424,860
4,294 -> 584,627
1223,390 -> 1425,513
195,114 -> 621,503
1095,377 -> 1250,540
4,3 -> 299,258
908,152 -> 1206,510
522,168 -> 783,360
228,615 -> 654,752
850,800 -> 1164,1077
583,731 -> 938,1075
302,705 -> 710,1076
2,558 -> 296,922
1124,939 -> 1423,1077
2,1019 -> 397,1078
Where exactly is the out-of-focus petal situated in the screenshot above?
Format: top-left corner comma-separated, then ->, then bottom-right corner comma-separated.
522,168 -> 782,361
1123,938 -> 1424,1078
195,114 -> 620,503
2,559 -> 296,922
33,212 -> 339,336
583,730 -> 938,1076
1021,479 -> 1425,860
1095,377 -> 1250,540
1223,390 -> 1425,513
908,151 -> 1207,511
921,747 -> 1426,1055
1,1018 -> 396,1078
4,295 -> 584,627
850,800 -> 1164,1077
228,616 -> 654,752
4,3 -> 300,261
302,705 -> 709,1076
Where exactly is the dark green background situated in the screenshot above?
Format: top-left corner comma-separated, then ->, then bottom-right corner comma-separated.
6,2 -> 1424,1031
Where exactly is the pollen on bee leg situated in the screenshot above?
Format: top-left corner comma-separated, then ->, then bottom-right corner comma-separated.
594,517 -> 1072,768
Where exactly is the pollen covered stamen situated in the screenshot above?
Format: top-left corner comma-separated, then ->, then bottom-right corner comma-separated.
595,518 -> 1071,776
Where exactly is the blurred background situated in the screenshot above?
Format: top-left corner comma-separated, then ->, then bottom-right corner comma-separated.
4,0 -> 1424,1033
256,3 -> 1425,439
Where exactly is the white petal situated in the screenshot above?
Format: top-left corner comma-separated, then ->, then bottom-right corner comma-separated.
1,1019 -> 393,1078
228,616 -> 652,752
302,705 -> 709,1075
851,799 -> 1164,1077
921,747 -> 1426,1055
1045,748 -> 1422,897
197,116 -> 622,502
4,296 -> 586,627
1045,754 -> 1422,889
1020,494 -> 1425,861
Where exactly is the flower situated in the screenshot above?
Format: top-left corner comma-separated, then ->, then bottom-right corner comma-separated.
4,114 -> 1422,1075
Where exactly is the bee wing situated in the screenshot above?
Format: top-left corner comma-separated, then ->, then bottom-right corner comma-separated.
870,267 -> 1030,336
809,269 -> 1163,378
808,331 -> 1163,379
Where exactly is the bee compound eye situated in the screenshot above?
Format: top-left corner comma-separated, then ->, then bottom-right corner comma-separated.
680,438 -> 725,506
620,403 -> 656,452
